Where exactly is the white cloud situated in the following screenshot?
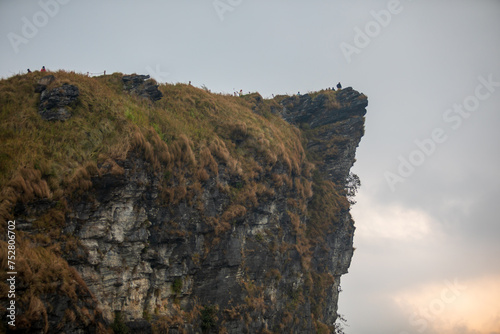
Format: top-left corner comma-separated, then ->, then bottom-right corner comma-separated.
393,275 -> 500,334
352,191 -> 436,241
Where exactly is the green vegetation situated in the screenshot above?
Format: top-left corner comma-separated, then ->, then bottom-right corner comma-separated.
200,305 -> 218,333
171,278 -> 183,294
111,311 -> 130,334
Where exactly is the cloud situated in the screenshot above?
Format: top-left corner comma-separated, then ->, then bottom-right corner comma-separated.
393,275 -> 500,334
352,191 -> 437,241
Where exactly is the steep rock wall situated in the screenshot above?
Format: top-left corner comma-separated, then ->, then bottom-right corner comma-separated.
62,88 -> 367,333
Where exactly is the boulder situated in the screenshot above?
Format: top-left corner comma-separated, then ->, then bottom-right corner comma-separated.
39,83 -> 80,121
122,74 -> 163,102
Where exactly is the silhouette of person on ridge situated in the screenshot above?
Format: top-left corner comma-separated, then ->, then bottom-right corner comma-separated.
336,82 -> 342,90
41,66 -> 46,72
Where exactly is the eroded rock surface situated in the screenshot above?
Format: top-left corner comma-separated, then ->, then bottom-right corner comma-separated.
38,83 -> 79,121
280,88 -> 367,183
122,74 -> 163,102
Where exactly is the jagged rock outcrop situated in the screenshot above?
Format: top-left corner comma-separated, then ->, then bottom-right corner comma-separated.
280,88 -> 367,129
38,83 -> 80,121
122,74 -> 163,102
281,88 -> 367,183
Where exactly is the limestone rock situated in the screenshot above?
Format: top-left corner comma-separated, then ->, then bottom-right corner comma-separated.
280,87 -> 367,184
280,87 -> 367,128
38,83 -> 80,121
122,74 -> 163,102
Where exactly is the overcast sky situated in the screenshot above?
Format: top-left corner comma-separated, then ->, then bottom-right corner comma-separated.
1,1 -> 499,333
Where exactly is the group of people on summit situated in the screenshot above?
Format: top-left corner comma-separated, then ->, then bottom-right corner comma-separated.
27,66 -> 46,73
297,82 -> 342,96
325,82 -> 343,91
231,89 -> 244,96
25,68 -> 343,100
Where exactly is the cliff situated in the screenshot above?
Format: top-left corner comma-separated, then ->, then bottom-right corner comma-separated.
0,72 -> 367,333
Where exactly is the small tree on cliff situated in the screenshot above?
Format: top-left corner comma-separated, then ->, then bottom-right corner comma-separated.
345,172 -> 361,205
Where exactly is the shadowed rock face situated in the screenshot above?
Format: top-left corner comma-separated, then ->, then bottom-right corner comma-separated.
38,83 -> 80,121
122,74 -> 163,102
280,87 -> 367,129
280,88 -> 367,184
64,159 -> 352,333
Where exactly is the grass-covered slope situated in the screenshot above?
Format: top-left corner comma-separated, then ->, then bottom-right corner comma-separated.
0,71 -> 308,219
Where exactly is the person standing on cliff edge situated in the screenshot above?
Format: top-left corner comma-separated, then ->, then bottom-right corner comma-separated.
41,66 -> 46,72
337,82 -> 342,90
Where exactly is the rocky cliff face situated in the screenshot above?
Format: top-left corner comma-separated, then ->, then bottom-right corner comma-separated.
62,88 -> 366,333
0,72 -> 367,333
281,88 -> 367,184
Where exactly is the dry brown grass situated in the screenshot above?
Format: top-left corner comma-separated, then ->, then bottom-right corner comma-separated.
9,168 -> 51,202
242,281 -> 267,314
199,145 -> 218,175
152,302 -> 202,334
0,237 -> 100,332
221,204 -> 247,224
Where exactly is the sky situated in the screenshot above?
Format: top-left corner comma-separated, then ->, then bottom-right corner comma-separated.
1,1 -> 500,333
